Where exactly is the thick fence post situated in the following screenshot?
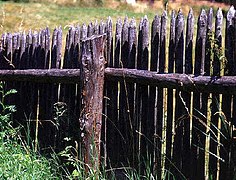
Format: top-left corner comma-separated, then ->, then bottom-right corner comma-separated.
80,34 -> 106,172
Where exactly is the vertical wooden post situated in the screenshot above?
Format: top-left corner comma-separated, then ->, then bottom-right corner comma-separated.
80,34 -> 106,171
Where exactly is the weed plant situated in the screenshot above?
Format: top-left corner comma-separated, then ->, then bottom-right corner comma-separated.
0,82 -> 60,179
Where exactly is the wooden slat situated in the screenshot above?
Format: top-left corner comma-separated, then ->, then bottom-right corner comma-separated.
127,18 -> 137,167
58,26 -> 77,152
105,17 -> 119,167
106,17 -> 113,67
173,9 -> 186,179
221,5 -> 236,180
166,10 -> 175,176
192,9 -> 207,180
156,10 -> 167,179
209,8 -> 223,180
150,14 -> 160,175
119,16 -> 129,165
182,8 -> 194,180
136,15 -> 149,171
51,27 -> 63,149
38,28 -> 53,150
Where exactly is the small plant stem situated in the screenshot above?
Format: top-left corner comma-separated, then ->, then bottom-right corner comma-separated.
205,94 -> 212,180
216,94 -> 222,180
34,89 -> 40,152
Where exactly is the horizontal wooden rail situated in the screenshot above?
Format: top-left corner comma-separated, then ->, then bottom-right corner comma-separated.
0,68 -> 236,94
0,69 -> 81,84
105,68 -> 236,94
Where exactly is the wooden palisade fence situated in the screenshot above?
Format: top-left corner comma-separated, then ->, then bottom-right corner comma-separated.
0,5 -> 236,180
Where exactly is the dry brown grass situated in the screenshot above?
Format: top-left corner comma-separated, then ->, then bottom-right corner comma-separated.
0,0 -> 231,35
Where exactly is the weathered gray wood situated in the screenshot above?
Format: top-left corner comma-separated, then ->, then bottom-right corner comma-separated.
127,18 -> 137,166
6,33 -> 12,57
87,22 -> 94,37
222,6 -> 236,180
169,10 -> 176,73
150,14 -> 161,175
105,68 -> 236,94
106,17 -> 113,67
213,8 -> 223,76
6,33 -> 12,67
225,6 -> 235,75
205,8 -> 213,75
173,9 -> 185,179
45,27 -> 50,69
137,15 -> 149,70
232,11 -> 236,179
121,16 -> 129,68
203,10 -> 213,180
0,34 -> 3,56
192,9 -> 208,180
56,27 -> 62,69
155,11 -> 167,177
50,27 -> 61,149
1,67 -> 236,94
99,20 -> 106,35
74,25 -> 80,68
94,21 -> 99,35
114,18 -> 122,68
182,8 -> 194,180
79,34 -> 106,171
104,17 -> 113,167
151,13 -> 162,178
118,16 -> 131,165
128,18 -> 137,68
68,26 -> 75,68
61,26 -> 78,147
195,9 -> 207,75
38,27 -> 52,148
51,28 -> 59,68
151,14 -> 160,71
32,31 -> 39,68
12,33 -> 19,68
185,8 -> 194,74
175,9 -> 184,73
209,8 -> 223,180
166,10 -> 175,174
160,11 -> 167,73
81,24 -> 87,40
105,18 -> 121,167
18,33 -> 26,69
39,29 -> 46,69
207,8 -> 214,32
0,33 -> 7,69
136,15 -> 150,170
26,31 -> 32,68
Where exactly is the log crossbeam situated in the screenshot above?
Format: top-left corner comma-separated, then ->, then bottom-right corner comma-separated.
0,68 -> 235,94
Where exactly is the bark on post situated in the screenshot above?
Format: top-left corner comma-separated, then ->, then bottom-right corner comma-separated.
79,34 -> 106,172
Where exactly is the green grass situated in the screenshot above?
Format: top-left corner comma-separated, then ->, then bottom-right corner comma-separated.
0,81 -> 61,179
0,133 -> 59,179
0,1 -> 156,34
